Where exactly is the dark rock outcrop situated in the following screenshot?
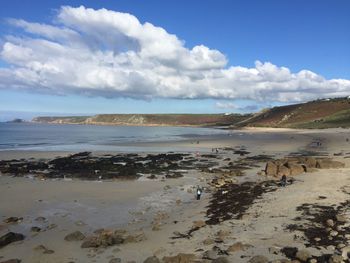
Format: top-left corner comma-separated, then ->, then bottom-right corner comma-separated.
0,232 -> 25,248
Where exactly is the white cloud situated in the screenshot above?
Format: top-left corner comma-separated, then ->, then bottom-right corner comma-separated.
0,5 -> 350,103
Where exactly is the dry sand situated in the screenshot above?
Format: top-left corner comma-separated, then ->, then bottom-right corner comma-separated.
1,128 -> 350,262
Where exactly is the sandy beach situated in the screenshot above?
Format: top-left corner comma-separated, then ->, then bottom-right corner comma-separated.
1,128 -> 350,263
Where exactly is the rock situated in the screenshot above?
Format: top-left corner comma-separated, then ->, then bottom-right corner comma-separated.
217,230 -> 230,240
327,245 -> 336,250
336,214 -> 348,223
74,220 -> 86,226
35,216 -> 46,222
124,231 -> 146,243
286,163 -> 304,176
212,257 -> 230,263
109,258 -> 121,263
305,167 -> 318,173
202,238 -> 214,245
316,159 -> 345,169
304,157 -> 317,168
341,246 -> 350,260
3,217 -> 23,224
337,243 -> 346,249
64,231 -> 85,241
295,249 -> 311,262
203,249 -> 217,260
328,254 -> 343,263
268,247 -> 280,255
47,223 -> 57,230
152,223 -> 161,231
248,255 -> 269,263
277,165 -> 290,177
30,227 -> 41,232
265,161 -> 278,176
0,260 -> 21,263
81,236 -> 99,248
326,219 -> 335,227
163,253 -> 196,263
192,220 -> 206,229
143,256 -> 160,263
0,232 -> 25,248
33,245 -> 54,254
227,242 -> 250,253
330,230 -> 338,237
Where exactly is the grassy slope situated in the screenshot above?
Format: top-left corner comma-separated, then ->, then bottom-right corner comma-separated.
239,98 -> 350,129
33,114 -> 251,127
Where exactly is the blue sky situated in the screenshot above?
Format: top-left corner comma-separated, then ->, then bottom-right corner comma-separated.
0,0 -> 349,120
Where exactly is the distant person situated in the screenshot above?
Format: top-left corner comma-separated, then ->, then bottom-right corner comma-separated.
215,148 -> 219,154
196,186 -> 203,200
280,175 -> 287,187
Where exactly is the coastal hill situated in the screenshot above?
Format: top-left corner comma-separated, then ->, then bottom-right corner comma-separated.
31,97 -> 350,129
236,97 -> 350,129
32,113 -> 250,127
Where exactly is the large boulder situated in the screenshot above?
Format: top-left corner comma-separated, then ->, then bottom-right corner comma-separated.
163,253 -> 196,263
0,232 -> 25,248
265,161 -> 278,176
277,165 -> 290,177
316,159 -> 345,169
286,163 -> 304,176
304,157 -> 317,168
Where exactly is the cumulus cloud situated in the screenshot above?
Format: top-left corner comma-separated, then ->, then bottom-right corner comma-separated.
0,5 -> 350,102
215,102 -> 259,112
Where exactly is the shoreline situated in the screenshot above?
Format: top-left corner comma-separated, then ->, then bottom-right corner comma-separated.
1,128 -> 350,262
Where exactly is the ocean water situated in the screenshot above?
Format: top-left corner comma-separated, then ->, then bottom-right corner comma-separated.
0,123 -> 227,152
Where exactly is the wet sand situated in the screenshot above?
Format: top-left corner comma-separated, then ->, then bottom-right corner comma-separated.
1,128 -> 350,262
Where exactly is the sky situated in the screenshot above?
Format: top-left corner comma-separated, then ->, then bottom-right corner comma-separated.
0,0 -> 349,120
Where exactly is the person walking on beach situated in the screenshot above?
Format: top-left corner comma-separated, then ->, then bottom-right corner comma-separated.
280,175 -> 287,187
196,186 -> 203,200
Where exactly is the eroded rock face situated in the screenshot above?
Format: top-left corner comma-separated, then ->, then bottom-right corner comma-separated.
0,232 -> 25,248
286,163 -> 305,176
316,159 -> 345,169
264,157 -> 345,177
265,161 -> 278,176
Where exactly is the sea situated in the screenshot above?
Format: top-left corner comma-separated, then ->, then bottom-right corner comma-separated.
0,122 -> 228,152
